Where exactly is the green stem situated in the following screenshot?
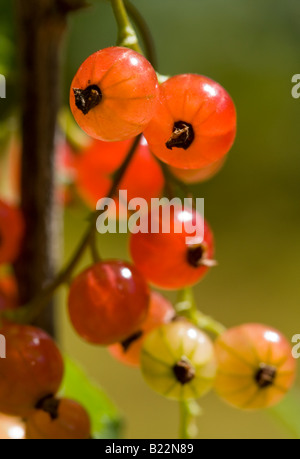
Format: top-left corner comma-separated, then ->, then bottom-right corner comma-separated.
110,0 -> 143,53
110,0 -> 169,84
179,400 -> 201,439
175,287 -> 226,337
124,0 -> 157,67
4,135 -> 142,324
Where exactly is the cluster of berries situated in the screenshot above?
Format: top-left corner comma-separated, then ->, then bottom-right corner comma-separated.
0,43 -> 295,439
0,202 -> 91,439
66,45 -> 296,416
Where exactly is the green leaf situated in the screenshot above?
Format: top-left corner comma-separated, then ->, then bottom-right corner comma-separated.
60,357 -> 123,439
268,389 -> 300,439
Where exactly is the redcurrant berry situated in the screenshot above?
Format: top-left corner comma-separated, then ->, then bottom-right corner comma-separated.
25,397 -> 91,440
129,204 -> 215,290
143,74 -> 236,169
214,323 -> 296,410
170,156 -> 226,184
0,200 -> 24,265
108,291 -> 175,367
70,47 -> 159,141
141,320 -> 217,400
0,323 -> 64,417
75,137 -> 164,214
68,260 -> 150,345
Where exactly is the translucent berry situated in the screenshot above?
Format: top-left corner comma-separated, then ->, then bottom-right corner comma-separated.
75,137 -> 164,214
68,260 -> 150,345
0,200 -> 24,265
141,320 -> 216,400
0,323 -> 64,417
129,204 -> 215,290
70,47 -> 159,141
26,397 -> 91,440
214,323 -> 296,410
108,291 -> 175,367
143,74 -> 236,169
170,156 -> 226,184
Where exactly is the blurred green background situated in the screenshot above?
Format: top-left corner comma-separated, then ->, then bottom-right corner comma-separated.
1,0 -> 300,439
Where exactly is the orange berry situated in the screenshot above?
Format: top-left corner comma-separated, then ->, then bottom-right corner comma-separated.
26,398 -> 90,440
144,74 -> 236,169
214,324 -> 296,410
70,47 -> 159,141
75,137 -> 164,215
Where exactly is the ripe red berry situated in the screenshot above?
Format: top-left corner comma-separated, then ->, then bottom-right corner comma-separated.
25,397 -> 91,440
0,275 -> 19,311
170,156 -> 226,184
70,47 -> 159,141
75,137 -> 164,214
0,200 -> 24,265
108,291 -> 175,367
141,320 -> 217,400
0,323 -> 64,417
143,74 -> 236,169
68,260 -> 150,345
214,324 -> 296,410
129,204 -> 215,290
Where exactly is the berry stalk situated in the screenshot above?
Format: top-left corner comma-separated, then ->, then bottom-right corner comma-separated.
175,287 -> 226,337
179,401 -> 201,440
110,0 -> 143,54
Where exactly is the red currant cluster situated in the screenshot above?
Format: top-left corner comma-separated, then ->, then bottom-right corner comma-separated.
0,33 -> 296,438
66,44 -> 296,423
0,200 -> 91,438
0,321 -> 90,439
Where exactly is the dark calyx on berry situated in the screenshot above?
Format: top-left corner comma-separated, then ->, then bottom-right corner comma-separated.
173,357 -> 195,385
36,395 -> 60,420
166,121 -> 195,150
187,244 -> 205,268
73,85 -> 102,115
254,363 -> 277,389
121,330 -> 143,352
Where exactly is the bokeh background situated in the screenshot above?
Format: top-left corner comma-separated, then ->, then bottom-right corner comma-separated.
1,0 -> 300,439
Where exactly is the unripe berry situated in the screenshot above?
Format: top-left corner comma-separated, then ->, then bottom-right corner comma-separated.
141,320 -> 217,400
